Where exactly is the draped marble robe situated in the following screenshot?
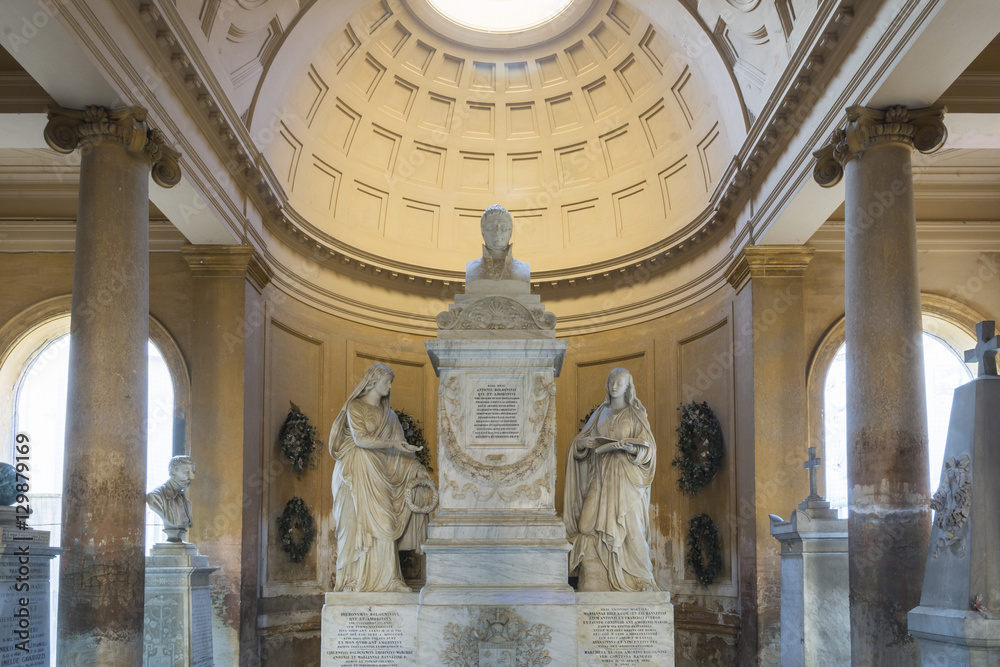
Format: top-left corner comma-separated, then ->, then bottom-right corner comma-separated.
564,397 -> 658,592
329,372 -> 431,592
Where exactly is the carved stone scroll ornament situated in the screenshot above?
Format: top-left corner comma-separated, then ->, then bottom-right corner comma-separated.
43,104 -> 182,188
436,296 -> 557,331
812,105 -> 947,187
930,454 -> 972,559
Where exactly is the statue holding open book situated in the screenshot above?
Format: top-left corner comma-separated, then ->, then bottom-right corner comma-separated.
564,368 -> 659,592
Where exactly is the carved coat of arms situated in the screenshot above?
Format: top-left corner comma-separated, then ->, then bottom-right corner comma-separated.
440,607 -> 553,667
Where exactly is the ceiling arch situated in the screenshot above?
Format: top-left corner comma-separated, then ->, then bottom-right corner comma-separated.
250,0 -> 746,279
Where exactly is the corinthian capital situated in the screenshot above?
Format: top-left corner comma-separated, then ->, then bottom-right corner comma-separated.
43,104 -> 182,188
812,105 -> 947,187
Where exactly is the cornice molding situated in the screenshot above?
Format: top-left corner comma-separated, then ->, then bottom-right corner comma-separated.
725,245 -> 815,290
181,244 -> 255,278
0,219 -> 184,252
809,220 -> 1000,252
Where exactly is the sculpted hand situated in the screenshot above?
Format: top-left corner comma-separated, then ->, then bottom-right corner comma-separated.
396,440 -> 421,453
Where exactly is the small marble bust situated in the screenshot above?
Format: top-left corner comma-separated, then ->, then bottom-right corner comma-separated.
465,205 -> 530,290
147,455 -> 195,543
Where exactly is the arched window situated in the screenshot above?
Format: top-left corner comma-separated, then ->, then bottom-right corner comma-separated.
1,297 -> 189,666
822,333 -> 973,516
808,294 -> 983,518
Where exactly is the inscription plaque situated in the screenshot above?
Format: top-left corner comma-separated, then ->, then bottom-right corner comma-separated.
0,559 -> 50,666
469,377 -> 524,445
190,586 -> 214,666
324,605 -> 419,667
578,606 -> 673,667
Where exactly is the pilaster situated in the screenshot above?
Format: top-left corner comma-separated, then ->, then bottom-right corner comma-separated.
727,244 -> 814,666
180,244 -> 255,667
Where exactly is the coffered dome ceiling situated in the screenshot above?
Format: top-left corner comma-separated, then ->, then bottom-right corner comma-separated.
251,0 -> 745,281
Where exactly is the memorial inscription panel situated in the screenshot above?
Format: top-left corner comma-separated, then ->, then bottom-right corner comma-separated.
468,376 -> 525,446
578,605 -> 673,667
0,559 -> 50,667
191,586 -> 214,666
324,605 -> 419,667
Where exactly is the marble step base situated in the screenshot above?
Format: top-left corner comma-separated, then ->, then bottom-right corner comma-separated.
423,538 -> 571,588
321,590 -> 674,666
908,606 -> 1000,666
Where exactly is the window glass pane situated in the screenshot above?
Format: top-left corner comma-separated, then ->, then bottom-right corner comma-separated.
824,333 -> 974,518
13,335 -> 175,665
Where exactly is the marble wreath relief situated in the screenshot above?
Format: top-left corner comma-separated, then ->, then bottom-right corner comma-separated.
564,368 -> 660,592
146,455 -> 195,543
328,363 -> 438,592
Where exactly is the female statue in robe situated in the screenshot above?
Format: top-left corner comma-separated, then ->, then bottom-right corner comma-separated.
328,363 -> 436,592
564,367 -> 659,592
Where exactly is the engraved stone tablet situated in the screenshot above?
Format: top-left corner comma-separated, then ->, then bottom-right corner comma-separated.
577,593 -> 674,667
469,377 -> 525,445
322,593 -> 419,667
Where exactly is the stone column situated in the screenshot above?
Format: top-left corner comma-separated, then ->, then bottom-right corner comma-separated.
726,245 -> 814,665
813,105 -> 947,665
180,245 -> 255,667
42,105 -> 181,665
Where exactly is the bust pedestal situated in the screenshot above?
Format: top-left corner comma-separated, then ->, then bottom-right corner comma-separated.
143,542 -> 218,666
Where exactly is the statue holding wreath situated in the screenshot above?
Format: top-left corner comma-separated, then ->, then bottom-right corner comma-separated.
328,363 -> 438,592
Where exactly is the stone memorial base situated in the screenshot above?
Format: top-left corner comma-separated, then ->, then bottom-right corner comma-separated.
0,509 -> 64,667
908,375 -> 1000,666
321,590 -> 673,666
770,499 -> 850,666
907,608 -> 1000,666
143,542 -> 218,667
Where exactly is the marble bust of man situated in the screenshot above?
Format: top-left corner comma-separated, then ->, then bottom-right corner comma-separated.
146,455 -> 195,543
465,204 -> 530,287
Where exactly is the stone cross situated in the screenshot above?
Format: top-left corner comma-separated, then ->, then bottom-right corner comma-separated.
964,320 -> 999,377
804,446 -> 822,499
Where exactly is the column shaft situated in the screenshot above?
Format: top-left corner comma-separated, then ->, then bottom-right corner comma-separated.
813,105 -> 946,665
44,105 -> 181,666
844,142 -> 929,665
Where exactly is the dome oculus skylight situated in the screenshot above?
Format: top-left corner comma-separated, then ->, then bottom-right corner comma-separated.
426,0 -> 576,33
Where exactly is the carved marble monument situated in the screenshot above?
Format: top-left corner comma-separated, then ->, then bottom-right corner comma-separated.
147,455 -> 195,543
769,448 -> 850,667
321,206 -> 673,665
327,363 -> 438,593
143,456 -> 218,666
565,368 -> 659,593
908,321 -> 1000,665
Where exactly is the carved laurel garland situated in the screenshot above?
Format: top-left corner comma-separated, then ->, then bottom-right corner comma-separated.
438,375 -> 555,489
440,472 -> 550,502
930,454 -> 973,559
